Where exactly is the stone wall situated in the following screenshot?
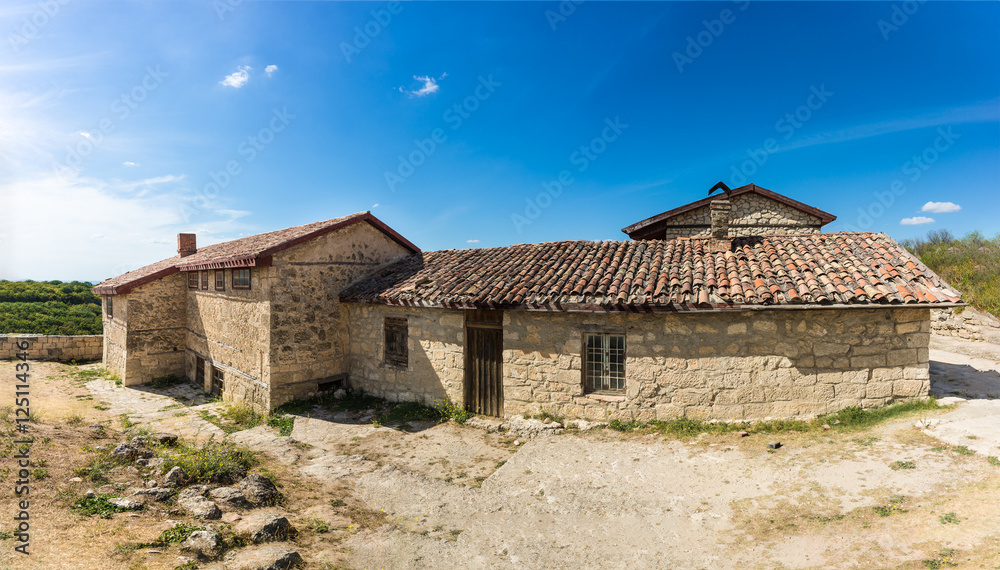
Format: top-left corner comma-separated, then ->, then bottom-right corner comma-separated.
503,308 -> 929,421
1,335 -> 103,361
661,193 -> 824,240
185,266 -> 272,409
267,222 -> 413,408
931,307 -> 1000,341
345,304 -> 465,406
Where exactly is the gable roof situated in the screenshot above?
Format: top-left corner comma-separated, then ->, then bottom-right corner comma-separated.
622,183 -> 837,239
341,232 -> 961,311
93,212 -> 418,295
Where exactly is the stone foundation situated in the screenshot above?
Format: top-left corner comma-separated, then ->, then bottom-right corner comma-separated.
0,335 -> 103,362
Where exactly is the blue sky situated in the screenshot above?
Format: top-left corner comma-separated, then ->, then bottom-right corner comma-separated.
1,1 -> 997,282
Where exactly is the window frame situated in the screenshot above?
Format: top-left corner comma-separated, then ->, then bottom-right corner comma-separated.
200,271 -> 209,290
582,332 -> 626,394
105,295 -> 113,319
211,366 -> 224,396
383,317 -> 409,368
188,272 -> 199,289
214,270 -> 226,291
232,268 -> 251,290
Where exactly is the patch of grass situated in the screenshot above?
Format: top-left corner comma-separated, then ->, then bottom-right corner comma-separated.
267,414 -> 295,436
873,495 -> 908,517
158,522 -> 205,543
157,440 -> 257,484
889,460 -> 916,471
93,404 -> 110,411
938,512 -> 960,524
533,411 -> 565,424
118,414 -> 134,429
66,414 -> 85,426
305,518 -> 330,534
32,468 -> 48,480
330,499 -> 347,508
72,450 -> 120,482
608,419 -> 644,432
922,548 -> 959,569
174,562 -> 199,570
853,436 -> 879,446
434,399 -> 472,424
495,460 -> 506,469
214,405 -> 267,433
71,494 -> 137,518
954,445 -> 976,456
987,456 -> 1000,466
0,530 -> 14,539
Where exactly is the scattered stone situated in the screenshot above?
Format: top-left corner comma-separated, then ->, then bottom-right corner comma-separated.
130,435 -> 149,447
237,474 -> 280,507
503,415 -> 565,438
223,546 -> 303,570
88,425 -> 105,437
210,486 -> 252,509
513,440 -> 521,446
178,496 -> 221,520
233,513 -> 294,543
85,490 -> 96,499
767,442 -> 782,450
573,420 -> 606,431
181,528 -> 222,558
222,513 -> 243,523
179,485 -> 214,501
112,442 -> 150,461
110,498 -> 143,511
737,431 -> 749,437
127,466 -> 141,475
332,388 -> 346,400
145,479 -> 158,488
164,466 -> 188,485
151,432 -> 178,445
96,484 -> 116,494
823,424 -> 831,431
69,477 -> 83,483
132,487 -> 174,501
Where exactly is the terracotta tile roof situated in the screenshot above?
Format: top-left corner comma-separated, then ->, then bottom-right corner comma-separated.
341,232 -> 962,311
622,183 -> 837,239
93,212 -> 418,295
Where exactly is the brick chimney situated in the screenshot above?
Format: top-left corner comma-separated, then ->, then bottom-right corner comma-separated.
708,199 -> 731,253
178,233 -> 197,257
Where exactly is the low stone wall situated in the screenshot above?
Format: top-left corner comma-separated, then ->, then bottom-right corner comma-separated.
932,308 -> 1000,341
0,334 -> 103,362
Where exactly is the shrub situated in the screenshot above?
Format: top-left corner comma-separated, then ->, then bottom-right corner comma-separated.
157,440 -> 257,484
71,495 -> 137,518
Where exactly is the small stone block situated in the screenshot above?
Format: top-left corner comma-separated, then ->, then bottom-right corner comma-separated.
767,441 -> 782,450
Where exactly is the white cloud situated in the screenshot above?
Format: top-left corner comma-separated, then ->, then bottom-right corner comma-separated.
265,65 -> 278,77
123,161 -> 138,167
371,203 -> 379,208
921,201 -> 961,213
220,66 -> 252,88
400,74 -> 445,98
900,216 -> 935,225
466,239 -> 480,243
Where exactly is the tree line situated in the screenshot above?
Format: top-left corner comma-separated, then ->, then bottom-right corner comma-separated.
901,230 -> 999,317
0,280 -> 103,335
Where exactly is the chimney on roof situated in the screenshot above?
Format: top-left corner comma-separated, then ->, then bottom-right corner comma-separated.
178,233 -> 197,257
708,199 -> 731,253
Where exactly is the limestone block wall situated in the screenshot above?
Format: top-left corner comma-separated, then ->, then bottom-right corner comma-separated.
102,273 -> 187,386
267,222 -> 413,409
185,267 -> 272,409
345,304 -> 465,406
931,307 -> 1000,342
1,335 -> 103,361
503,307 -> 930,421
661,193 -> 824,239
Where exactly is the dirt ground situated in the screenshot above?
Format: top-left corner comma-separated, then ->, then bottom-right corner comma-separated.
2,334 -> 1000,569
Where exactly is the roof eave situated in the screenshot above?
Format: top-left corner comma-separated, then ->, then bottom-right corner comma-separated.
92,266 -> 180,296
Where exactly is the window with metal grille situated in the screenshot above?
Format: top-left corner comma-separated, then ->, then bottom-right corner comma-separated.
215,270 -> 225,291
233,268 -> 251,289
211,366 -> 224,396
584,333 -> 626,392
188,272 -> 199,289
200,271 -> 209,290
384,317 -> 408,367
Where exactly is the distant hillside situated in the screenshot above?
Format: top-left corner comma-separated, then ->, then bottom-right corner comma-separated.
901,230 -> 1000,317
0,280 -> 102,335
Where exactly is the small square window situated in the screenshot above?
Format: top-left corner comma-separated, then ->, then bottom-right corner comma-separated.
215,270 -> 225,291
211,366 -> 224,396
105,295 -> 113,319
584,333 -> 626,393
200,271 -> 209,290
188,272 -> 199,289
384,317 -> 408,367
233,268 -> 251,290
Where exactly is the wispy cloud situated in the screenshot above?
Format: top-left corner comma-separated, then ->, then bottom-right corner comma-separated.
265,64 -> 278,77
123,161 -> 138,167
900,216 -> 935,225
399,73 -> 446,98
216,209 -> 252,220
466,239 -> 480,243
220,65 -> 252,88
921,201 -> 961,214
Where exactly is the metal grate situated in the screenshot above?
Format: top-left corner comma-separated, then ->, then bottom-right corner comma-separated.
384,317 -> 408,367
585,333 -> 625,392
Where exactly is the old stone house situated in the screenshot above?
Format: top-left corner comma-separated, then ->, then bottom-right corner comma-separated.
94,185 -> 962,420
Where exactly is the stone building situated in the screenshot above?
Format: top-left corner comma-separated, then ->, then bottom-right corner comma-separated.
94,184 -> 963,420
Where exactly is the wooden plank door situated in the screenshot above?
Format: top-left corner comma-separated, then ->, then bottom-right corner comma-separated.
465,310 -> 503,417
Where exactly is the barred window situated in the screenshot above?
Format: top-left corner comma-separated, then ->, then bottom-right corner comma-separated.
233,268 -> 251,289
200,271 -> 209,290
188,272 -> 199,289
384,317 -> 408,367
215,270 -> 225,291
584,333 -> 625,393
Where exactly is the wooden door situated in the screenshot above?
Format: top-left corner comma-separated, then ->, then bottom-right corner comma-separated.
465,310 -> 503,417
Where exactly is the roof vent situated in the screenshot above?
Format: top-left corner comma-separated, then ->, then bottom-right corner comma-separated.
178,233 -> 197,257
